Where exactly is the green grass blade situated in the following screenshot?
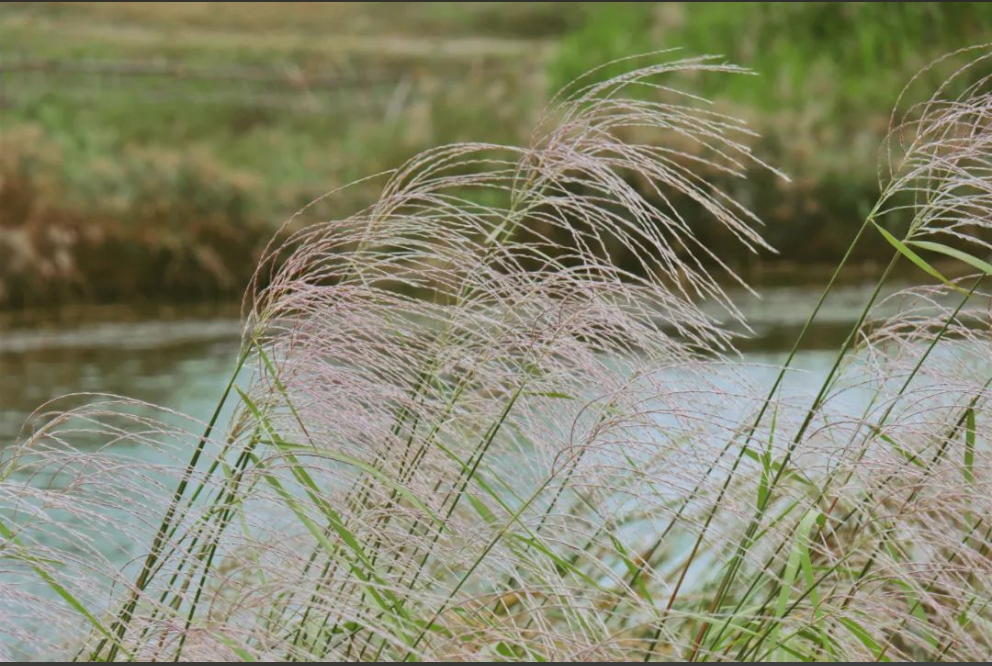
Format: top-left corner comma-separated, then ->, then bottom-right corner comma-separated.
868,424 -> 926,469
908,240 -> 992,275
0,519 -> 135,659
838,616 -> 890,661
235,387 -> 412,627
873,223 -> 965,293
261,439 -> 439,523
965,407 -> 976,486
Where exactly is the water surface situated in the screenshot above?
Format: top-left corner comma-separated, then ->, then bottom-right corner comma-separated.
0,280 -> 964,655
0,303 -> 243,447
2,280 -> 958,447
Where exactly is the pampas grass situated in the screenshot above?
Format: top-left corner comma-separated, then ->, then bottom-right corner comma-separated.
4,49 -> 992,661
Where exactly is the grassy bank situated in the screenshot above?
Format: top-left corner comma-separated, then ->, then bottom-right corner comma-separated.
0,2 -> 553,307
3,3 -> 992,309
552,3 -> 992,265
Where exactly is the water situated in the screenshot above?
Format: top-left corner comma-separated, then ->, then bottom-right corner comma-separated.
5,280 -> 966,449
0,281 -> 959,653
0,303 -> 244,447
0,283 -> 922,447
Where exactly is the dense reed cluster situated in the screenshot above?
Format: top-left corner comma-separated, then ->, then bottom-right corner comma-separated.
3,49 -> 992,661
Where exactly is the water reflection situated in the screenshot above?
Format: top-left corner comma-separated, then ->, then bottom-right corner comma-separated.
0,281 -> 959,446
0,282 -> 952,654
0,304 -> 243,446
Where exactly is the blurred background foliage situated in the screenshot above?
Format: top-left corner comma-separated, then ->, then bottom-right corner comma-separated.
2,2 -> 992,308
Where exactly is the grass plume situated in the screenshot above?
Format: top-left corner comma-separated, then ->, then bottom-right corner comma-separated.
4,50 -> 992,661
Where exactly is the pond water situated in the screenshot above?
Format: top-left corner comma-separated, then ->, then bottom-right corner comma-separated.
0,282 -> 918,448
0,304 -> 244,448
0,279 -> 968,654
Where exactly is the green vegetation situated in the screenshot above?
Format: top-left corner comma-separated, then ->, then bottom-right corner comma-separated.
1,2 -> 552,307
3,48 -> 992,661
3,2 -> 992,310
552,3 -> 992,265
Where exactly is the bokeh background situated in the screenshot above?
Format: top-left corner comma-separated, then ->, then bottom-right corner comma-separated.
3,2 -> 992,309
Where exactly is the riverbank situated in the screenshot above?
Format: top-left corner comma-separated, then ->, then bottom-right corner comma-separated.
4,3 -> 991,309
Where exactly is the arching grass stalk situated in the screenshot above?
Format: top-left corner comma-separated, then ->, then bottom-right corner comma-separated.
703,275 -> 987,660
732,377 -> 992,662
683,133 -> 992,654
278,171 -> 550,655
639,214 -> 894,659
93,346 -> 250,662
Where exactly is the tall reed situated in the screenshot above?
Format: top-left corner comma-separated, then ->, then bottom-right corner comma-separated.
3,49 -> 992,661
